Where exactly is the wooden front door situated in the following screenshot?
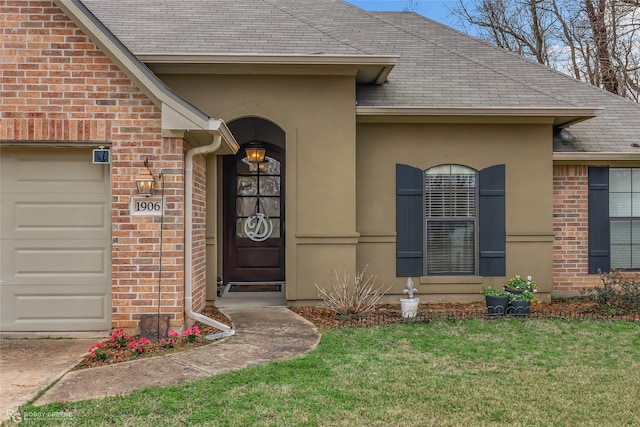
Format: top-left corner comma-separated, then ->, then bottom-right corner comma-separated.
223,145 -> 285,283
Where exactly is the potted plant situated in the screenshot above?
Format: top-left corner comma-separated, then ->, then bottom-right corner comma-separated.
504,275 -> 537,294
507,290 -> 535,317
481,286 -> 510,316
400,278 -> 419,318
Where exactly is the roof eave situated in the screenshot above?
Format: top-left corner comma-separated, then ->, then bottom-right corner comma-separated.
138,54 -> 399,84
356,106 -> 602,126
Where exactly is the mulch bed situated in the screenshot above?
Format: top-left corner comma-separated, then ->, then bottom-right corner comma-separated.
74,306 -> 231,370
291,299 -> 640,328
76,299 -> 638,370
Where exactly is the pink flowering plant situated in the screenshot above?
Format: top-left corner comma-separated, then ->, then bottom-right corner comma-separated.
160,329 -> 180,348
109,328 -> 132,349
183,325 -> 202,343
88,342 -> 109,362
130,337 -> 151,356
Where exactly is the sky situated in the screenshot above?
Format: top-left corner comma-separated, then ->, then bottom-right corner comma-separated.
346,0 -> 462,28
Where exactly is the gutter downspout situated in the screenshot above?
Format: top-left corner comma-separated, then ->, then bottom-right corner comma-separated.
185,134 -> 235,337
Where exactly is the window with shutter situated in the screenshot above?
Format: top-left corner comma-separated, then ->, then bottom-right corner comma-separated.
396,163 -> 505,278
425,165 -> 477,275
609,168 -> 640,269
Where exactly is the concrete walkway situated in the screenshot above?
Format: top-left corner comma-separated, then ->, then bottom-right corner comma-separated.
1,307 -> 319,415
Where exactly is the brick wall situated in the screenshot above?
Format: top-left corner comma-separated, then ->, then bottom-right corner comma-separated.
1,1 -> 193,330
552,165 -> 601,291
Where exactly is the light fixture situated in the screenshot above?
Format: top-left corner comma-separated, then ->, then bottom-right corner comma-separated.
245,142 -> 266,164
134,158 -> 155,196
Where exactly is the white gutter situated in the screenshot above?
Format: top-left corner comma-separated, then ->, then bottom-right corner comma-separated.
356,106 -> 601,127
138,53 -> 399,66
185,134 -> 235,337
553,152 -> 640,161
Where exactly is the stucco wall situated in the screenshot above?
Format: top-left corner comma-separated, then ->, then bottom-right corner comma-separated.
356,122 -> 555,301
158,73 -> 359,300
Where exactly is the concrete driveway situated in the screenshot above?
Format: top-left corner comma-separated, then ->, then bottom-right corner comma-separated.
0,334 -> 103,422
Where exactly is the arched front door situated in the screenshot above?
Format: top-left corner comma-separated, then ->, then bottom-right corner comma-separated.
223,143 -> 285,284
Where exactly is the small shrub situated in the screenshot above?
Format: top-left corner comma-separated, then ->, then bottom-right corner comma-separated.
315,266 -> 390,319
581,269 -> 640,313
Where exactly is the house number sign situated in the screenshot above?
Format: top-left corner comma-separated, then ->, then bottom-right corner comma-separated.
131,196 -> 163,217
244,212 -> 273,242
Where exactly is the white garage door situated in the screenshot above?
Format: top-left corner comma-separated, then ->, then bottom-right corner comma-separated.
1,147 -> 111,332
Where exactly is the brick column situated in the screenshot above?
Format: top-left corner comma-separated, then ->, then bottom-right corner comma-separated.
191,153 -> 208,312
553,165 -> 601,291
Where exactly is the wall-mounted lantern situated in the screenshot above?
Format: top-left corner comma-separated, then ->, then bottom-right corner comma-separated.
245,142 -> 266,164
134,158 -> 155,197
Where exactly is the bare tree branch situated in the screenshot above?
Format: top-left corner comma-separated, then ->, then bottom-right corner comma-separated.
450,0 -> 639,101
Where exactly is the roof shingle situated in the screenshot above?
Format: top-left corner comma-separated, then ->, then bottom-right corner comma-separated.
80,0 -> 640,153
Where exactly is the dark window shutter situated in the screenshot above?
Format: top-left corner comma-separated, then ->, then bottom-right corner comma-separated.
478,164 -> 506,276
588,167 -> 610,274
396,164 -> 424,276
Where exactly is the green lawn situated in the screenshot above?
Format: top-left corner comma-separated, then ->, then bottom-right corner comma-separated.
13,319 -> 640,426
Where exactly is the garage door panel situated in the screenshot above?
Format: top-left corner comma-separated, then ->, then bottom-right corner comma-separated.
14,247 -> 108,277
2,239 -> 109,281
0,288 -> 109,331
1,148 -> 111,332
2,193 -> 109,239
1,149 -> 109,193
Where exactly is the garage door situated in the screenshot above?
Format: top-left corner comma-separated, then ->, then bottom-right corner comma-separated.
1,147 -> 111,332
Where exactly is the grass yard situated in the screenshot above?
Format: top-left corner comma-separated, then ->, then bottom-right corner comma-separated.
14,319 -> 640,426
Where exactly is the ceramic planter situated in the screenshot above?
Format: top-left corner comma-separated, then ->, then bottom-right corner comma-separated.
508,300 -> 531,317
400,298 -> 420,318
485,295 -> 509,316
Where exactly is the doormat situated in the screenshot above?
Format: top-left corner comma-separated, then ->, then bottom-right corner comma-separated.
228,283 -> 282,292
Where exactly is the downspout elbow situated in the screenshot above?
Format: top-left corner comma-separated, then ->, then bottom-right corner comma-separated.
185,134 -> 235,337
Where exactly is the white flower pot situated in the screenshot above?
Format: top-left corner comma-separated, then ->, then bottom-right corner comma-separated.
400,298 -> 420,318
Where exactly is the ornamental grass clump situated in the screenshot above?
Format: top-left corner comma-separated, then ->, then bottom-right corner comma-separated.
315,266 -> 390,319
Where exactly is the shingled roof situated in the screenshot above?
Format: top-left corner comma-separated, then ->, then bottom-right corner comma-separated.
80,0 -> 640,154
